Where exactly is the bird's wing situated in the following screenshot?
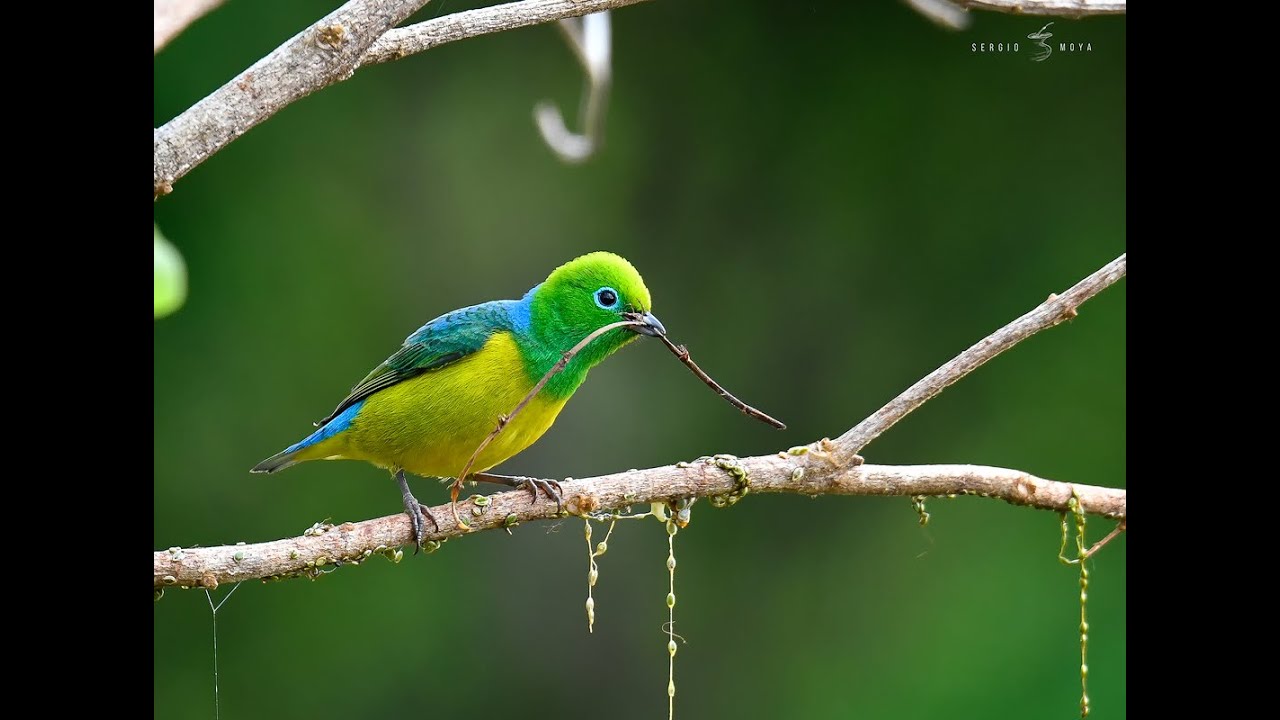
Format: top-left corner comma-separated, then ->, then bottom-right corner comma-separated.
315,302 -> 512,426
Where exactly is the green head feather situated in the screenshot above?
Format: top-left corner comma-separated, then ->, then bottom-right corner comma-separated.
527,251 -> 655,398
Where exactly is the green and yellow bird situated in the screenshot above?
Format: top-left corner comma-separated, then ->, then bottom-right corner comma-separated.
252,252 -> 666,548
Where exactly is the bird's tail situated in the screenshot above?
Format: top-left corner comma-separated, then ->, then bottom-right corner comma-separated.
251,447 -> 304,474
250,400 -> 364,474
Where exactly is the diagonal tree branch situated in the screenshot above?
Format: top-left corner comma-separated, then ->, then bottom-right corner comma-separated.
153,0 -> 431,198
834,254 -> 1127,462
153,0 -> 652,198
154,254 -> 1127,590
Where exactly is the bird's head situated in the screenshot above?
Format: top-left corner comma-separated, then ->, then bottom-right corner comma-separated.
530,251 -> 665,365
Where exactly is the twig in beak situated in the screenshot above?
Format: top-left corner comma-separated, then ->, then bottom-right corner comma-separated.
452,319 -> 645,524
653,333 -> 786,430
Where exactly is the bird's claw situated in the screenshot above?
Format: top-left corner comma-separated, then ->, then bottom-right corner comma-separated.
398,469 -> 439,554
406,502 -> 440,554
517,477 -> 564,512
472,472 -> 564,513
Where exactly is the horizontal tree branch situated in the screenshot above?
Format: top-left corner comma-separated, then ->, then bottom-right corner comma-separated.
154,254 -> 1127,590
153,0 -> 652,198
904,1 -> 1123,40
362,0 -> 642,66
956,0 -> 1125,15
155,462 -> 1125,590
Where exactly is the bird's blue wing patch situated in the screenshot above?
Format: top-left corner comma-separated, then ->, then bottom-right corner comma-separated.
286,400 -> 364,454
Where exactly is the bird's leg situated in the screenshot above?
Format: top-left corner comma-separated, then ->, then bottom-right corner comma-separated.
473,472 -> 565,513
397,469 -> 439,553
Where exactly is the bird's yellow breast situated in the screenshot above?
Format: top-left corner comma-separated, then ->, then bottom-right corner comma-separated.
325,331 -> 567,477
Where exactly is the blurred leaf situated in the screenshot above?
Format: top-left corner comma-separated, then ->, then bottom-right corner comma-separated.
154,224 -> 187,319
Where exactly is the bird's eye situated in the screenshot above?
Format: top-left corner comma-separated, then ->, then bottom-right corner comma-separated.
594,287 -> 619,309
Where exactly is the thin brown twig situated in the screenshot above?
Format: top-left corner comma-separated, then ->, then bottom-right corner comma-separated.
454,316 -> 786,524
453,315 -> 786,524
452,319 -> 643,517
650,332 -> 787,430
1083,520 -> 1126,559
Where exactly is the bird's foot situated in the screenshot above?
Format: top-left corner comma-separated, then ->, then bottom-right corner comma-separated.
520,478 -> 565,512
474,472 -> 564,513
397,470 -> 439,553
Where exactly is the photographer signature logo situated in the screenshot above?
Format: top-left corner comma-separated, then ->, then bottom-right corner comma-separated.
1028,22 -> 1054,62
970,22 -> 1093,61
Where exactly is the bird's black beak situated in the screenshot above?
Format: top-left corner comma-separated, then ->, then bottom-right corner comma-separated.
627,311 -> 667,337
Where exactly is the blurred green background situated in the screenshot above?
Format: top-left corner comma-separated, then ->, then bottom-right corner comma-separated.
154,2 -> 1126,718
